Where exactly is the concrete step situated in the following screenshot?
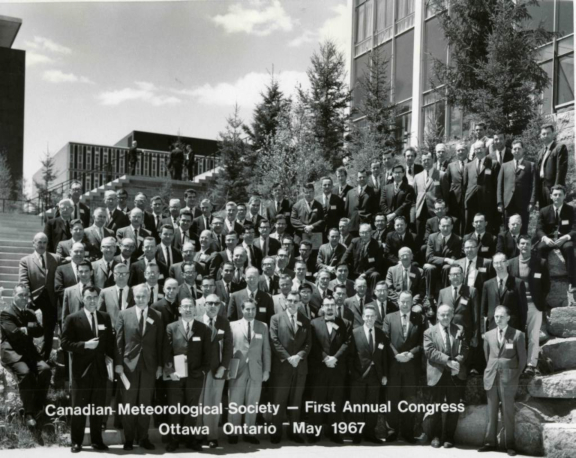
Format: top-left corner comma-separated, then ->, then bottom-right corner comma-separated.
0,240 -> 33,248
0,252 -> 24,260
0,259 -> 19,268
0,280 -> 17,290
0,273 -> 18,280
2,287 -> 13,296
0,246 -> 32,254
0,266 -> 19,275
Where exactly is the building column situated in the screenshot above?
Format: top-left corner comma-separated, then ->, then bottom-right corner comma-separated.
409,0 -> 425,147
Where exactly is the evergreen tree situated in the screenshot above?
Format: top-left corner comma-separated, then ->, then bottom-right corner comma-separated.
432,0 -> 552,136
33,150 -> 60,207
299,40 -> 351,168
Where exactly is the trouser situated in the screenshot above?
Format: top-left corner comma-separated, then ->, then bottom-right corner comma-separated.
270,368 -> 306,436
526,302 -> 543,366
200,372 -> 226,440
228,369 -> 262,430
6,360 -> 51,417
349,368 -> 381,436
423,263 -> 451,298
484,374 -> 518,449
429,372 -> 465,443
539,240 -> 576,286
166,375 -> 204,442
121,364 -> 155,443
38,297 -> 56,360
129,159 -> 137,175
387,364 -> 418,438
70,373 -> 107,445
309,370 -> 346,430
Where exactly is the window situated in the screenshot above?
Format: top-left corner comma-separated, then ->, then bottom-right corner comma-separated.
394,29 -> 414,102
557,0 -> 574,37
423,17 -> 448,91
422,92 -> 446,144
356,0 -> 374,56
557,53 -> 574,105
395,100 -> 412,152
353,51 -> 372,113
396,0 -> 415,34
376,0 -> 394,44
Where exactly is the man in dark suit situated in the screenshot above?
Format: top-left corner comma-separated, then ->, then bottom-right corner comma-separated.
404,147 -> 423,187
535,185 -> 576,292
177,262 -> 201,304
479,306 -> 526,456
223,202 -> 244,236
64,180 -> 91,228
183,188 -> 202,218
151,278 -> 180,328
308,295 -> 352,443
366,280 -> 396,328
191,199 -> 214,236
103,190 -> 130,233
91,237 -> 118,290
333,166 -> 353,201
55,243 -> 88,323
0,285 -> 51,434
156,225 -> 183,283
163,298 -> 211,451
424,305 -> 469,448
246,196 -> 266,237
462,213 -> 497,259
338,218 -> 354,248
386,247 -> 426,308
369,159 -> 384,193
372,213 -> 388,247
85,208 -> 116,259
44,198 -> 73,253
209,217 -> 227,253
116,188 -> 130,215
169,241 -> 200,284
266,187 -> 292,233
488,132 -> 513,166
316,228 -> 346,276
295,240 -> 317,282
463,141 -> 499,232
345,170 -> 377,235
423,216 -> 462,299
114,237 -> 137,270
19,232 -> 60,360
384,216 -> 417,266
133,192 -> 158,239
332,283 -> 356,321
56,219 -> 98,262
380,164 -> 415,233
161,197 -> 180,229
254,219 -> 281,258
195,230 -> 218,276
497,139 -> 536,233
115,285 -> 164,451
496,214 -> 523,259
228,266 -> 274,323
290,182 -> 325,244
349,305 -> 387,444
328,263 -> 356,298
61,260 -> 94,322
116,208 -> 152,258
481,253 -> 528,333
61,286 -> 115,453
456,238 -> 494,298
270,215 -> 290,243
128,237 -> 163,287
215,262 -> 241,306
423,199 -> 460,249
173,211 -> 199,252
383,291 -> 425,443
269,291 -> 312,443
509,236 -> 550,375
258,257 -> 280,295
380,150 -> 397,185
443,143 -> 468,234
535,123 -> 568,209
319,176 -> 345,239
342,223 -> 384,289
434,143 -> 451,172
297,283 -> 320,321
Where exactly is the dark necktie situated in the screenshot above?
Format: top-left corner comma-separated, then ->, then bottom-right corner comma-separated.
248,245 -> 255,265
369,328 -> 374,353
247,321 -> 252,344
291,314 -> 296,332
441,236 -> 445,251
499,328 -> 504,348
556,208 -> 560,226
118,288 -> 124,310
186,321 -> 191,340
453,287 -> 458,301
466,261 -> 471,280
41,255 -> 46,269
402,314 -> 408,337
90,312 -> 97,337
444,326 -> 451,356
107,262 -> 113,279
156,215 -> 161,230
359,297 -> 364,311
402,269 -> 408,291
138,310 -> 144,334
499,279 -> 504,296
134,229 -> 139,246
209,318 -> 214,329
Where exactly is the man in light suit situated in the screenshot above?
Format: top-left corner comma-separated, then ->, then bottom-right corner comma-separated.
85,208 -> 116,259
116,208 -> 152,258
345,170 -> 377,236
385,247 -> 425,309
115,285 -> 163,451
103,190 -> 130,233
478,306 -> 526,456
177,262 -> 201,304
19,232 -> 60,359
457,238 -> 493,293
228,300 -> 271,445
423,305 -> 469,449
91,237 -> 118,290
98,263 -> 133,328
344,277 -> 371,328
443,143 -> 468,235
316,228 -> 346,276
228,266 -> 274,323
291,182 -> 325,244
61,286 -> 115,453
535,123 -> 568,209
259,257 -> 280,295
163,298 -> 211,452
272,274 -> 293,314
269,291 -> 312,443
62,260 -> 94,323
369,159 -> 383,193
497,139 -> 536,234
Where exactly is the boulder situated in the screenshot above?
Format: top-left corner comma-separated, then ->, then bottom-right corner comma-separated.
547,307 -> 576,338
528,370 -> 576,399
465,374 -> 486,405
540,338 -> 576,371
543,424 -> 576,456
547,279 -> 571,308
454,405 -> 489,447
547,251 -> 569,278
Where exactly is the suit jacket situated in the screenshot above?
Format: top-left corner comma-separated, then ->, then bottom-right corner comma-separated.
425,216 -> 461,242
316,243 -> 346,272
309,316 -> 352,378
258,274 -> 280,296
344,295 -> 370,328
177,282 -> 201,305
115,306 -> 163,372
269,311 -> 312,376
497,160 -> 536,210
151,298 -> 181,327
115,225 -> 152,257
155,244 -> 183,274
426,233 -> 463,267
228,289 -> 274,324
380,181 -> 415,225
55,201 -> 90,228
290,198 -> 325,239
61,310 -> 115,380
128,259 -> 167,288
319,194 -> 345,234
488,145 -> 513,166
383,311 -> 425,374
98,285 -> 134,328
349,325 -> 387,381
204,314 -> 233,374
172,227 -> 199,252
508,256 -> 550,312
384,231 -> 417,265
265,199 -> 292,225
92,258 -> 118,290
55,263 -> 89,318
56,236 -> 97,262
230,319 -> 271,382
295,254 -> 318,281
481,275 -> 528,331
222,219 -> 245,237
456,256 -> 494,293
483,326 -> 526,390
536,204 -> 576,241
423,322 -> 468,386
194,248 -> 217,277
44,217 -> 72,253
105,208 -> 130,233
163,319 -> 211,378
342,237 -> 384,277
535,141 -> 568,193
0,303 -> 44,366
444,161 -> 466,213
333,183 -> 353,201
168,260 -> 199,285
438,285 -> 480,343
215,279 -> 241,308
253,237 -> 281,258
462,231 -> 497,258
405,163 -> 424,185
62,283 -> 90,322
84,226 -> 115,258
246,212 -> 266,237
385,263 -> 425,306
496,232 -> 521,259
142,211 -> 159,240
19,252 -> 59,309
328,279 -> 356,298
365,300 -> 397,328
413,168 -> 447,218
463,156 -> 499,208
345,186 -> 377,232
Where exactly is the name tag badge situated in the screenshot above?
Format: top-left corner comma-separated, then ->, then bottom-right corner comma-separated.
193,336 -> 201,341
460,299 -> 468,305
343,197 -> 347,202
485,170 -> 492,175
332,323 -> 339,330
98,324 -> 106,330
259,307 -> 266,313
311,312 -> 316,318
331,205 -> 337,210
409,273 -> 416,278
217,329 -> 224,334
505,343 -> 513,350
146,317 -> 154,325
562,220 -> 569,225
311,209 -> 317,213
434,180 -> 441,185
378,343 -> 384,350
285,212 -> 291,216
481,247 -> 489,252
158,274 -> 164,279
27,322 -> 35,327
255,333 -> 263,340
368,257 -> 375,263
534,273 -> 542,279
478,267 -> 487,273
519,165 -> 525,170
297,321 -> 302,326
80,209 -> 86,214
138,236 -> 144,242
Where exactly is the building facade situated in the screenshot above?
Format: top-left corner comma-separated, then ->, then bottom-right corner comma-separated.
350,0 -> 575,149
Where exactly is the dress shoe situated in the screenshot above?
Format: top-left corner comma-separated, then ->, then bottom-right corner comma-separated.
208,440 -> 219,448
25,414 -> 36,428
244,435 -> 260,445
186,440 -> 202,451
92,443 -> 109,451
166,441 -> 179,452
444,441 -> 454,448
525,366 -> 536,376
386,433 -> 398,442
402,434 -> 417,444
228,435 -> 239,445
123,441 -> 133,451
431,437 -> 441,448
364,434 -> 383,444
270,435 -> 282,444
330,435 -> 343,444
139,438 -> 156,450
507,449 -> 517,456
71,444 -> 82,453
289,433 -> 305,444
352,436 -> 362,444
36,433 -> 45,446
478,444 -> 497,452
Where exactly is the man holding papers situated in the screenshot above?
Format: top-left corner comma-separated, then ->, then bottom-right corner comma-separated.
163,298 -> 211,452
61,286 -> 116,453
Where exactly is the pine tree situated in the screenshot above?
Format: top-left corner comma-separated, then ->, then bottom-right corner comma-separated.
33,150 -> 60,207
299,40 -> 351,168
432,0 -> 552,136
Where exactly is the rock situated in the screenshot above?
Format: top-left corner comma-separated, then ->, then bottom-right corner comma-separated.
454,405 -> 489,447
528,370 -> 576,399
547,279 -> 570,308
543,424 -> 576,456
540,338 -> 576,371
547,251 -> 569,278
547,307 -> 576,338
465,374 -> 486,405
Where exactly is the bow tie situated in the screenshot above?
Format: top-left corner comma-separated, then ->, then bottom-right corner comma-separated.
325,317 -> 335,322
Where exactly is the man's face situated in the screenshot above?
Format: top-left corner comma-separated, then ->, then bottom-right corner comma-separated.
243,302 -> 257,321
455,145 -> 467,161
382,153 -> 394,169
94,211 -> 106,227
540,127 -> 555,144
449,268 -> 463,287
299,244 -> 311,259
394,218 -> 406,234
295,263 -> 306,280
508,217 -> 522,234
357,173 -> 367,187
199,232 -> 210,247
299,288 -> 312,304
359,226 -> 371,243
355,280 -> 367,297
77,265 -> 91,284
237,206 -> 246,220
13,287 -> 30,308
179,302 -> 196,320
375,216 -> 386,231
144,265 -> 159,284
318,272 -> 330,289
59,202 -> 73,219
182,245 -> 195,262
226,205 -> 237,221
328,231 -> 339,246
493,134 -> 504,149
439,218 -> 453,237
143,240 -> 156,259
336,265 -> 348,282
405,151 -> 416,166
392,167 -> 404,183
33,235 -> 48,254
551,189 -> 565,206
262,258 -> 275,276
322,179 -> 332,194
272,188 -> 282,201
169,201 -> 181,217
121,241 -> 135,258
474,145 -> 486,159
286,294 -> 300,314
336,170 -> 347,185
473,216 -> 487,233
83,291 -> 99,312
518,238 -> 531,256
437,306 -> 453,328
398,294 -> 412,314
202,280 -> 216,296
375,284 -> 387,302
134,288 -> 149,308
118,191 -> 128,207
70,184 -> 82,200
205,296 -> 221,318
259,222 -> 271,238
134,196 -> 146,210
435,146 -> 446,162
200,202 -> 212,216
276,250 -> 289,268
164,281 -> 178,301
493,257 -> 508,276
104,193 -> 118,209
161,228 -> 174,246
101,241 -> 116,260
243,229 -> 255,244
279,278 -> 292,295
275,219 -> 287,234
71,246 -> 85,264
475,125 -> 486,139
152,200 -> 163,214
371,162 -> 381,176
71,224 -> 84,241
184,193 -> 196,208
339,221 -> 349,235
246,269 -> 259,289
114,267 -> 129,287
421,154 -> 433,169
322,299 -> 336,318
233,251 -> 246,268
212,219 -> 223,234
225,234 -> 238,251
249,200 -> 260,215
511,143 -> 524,160
363,309 -> 377,328
464,242 -> 478,260
129,211 -> 143,227
222,264 -> 234,282
179,215 -> 192,231
399,250 -> 412,266
334,288 -> 346,305
494,308 -> 510,329
303,188 -> 314,201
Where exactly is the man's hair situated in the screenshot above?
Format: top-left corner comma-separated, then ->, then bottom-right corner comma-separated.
440,216 -> 453,225
299,240 -> 312,249
321,176 -> 333,184
435,199 -> 446,207
248,195 -> 261,204
70,219 -> 84,228
375,280 -> 388,289
394,215 -> 407,224
242,299 -> 256,310
78,260 -> 92,271
494,305 -> 510,316
476,122 -> 487,129
82,285 -> 99,296
143,236 -> 156,244
184,188 -> 197,197
511,139 -> 523,148
403,147 -> 417,156
393,164 -> 405,173
474,213 -> 486,221
225,231 -> 238,239
274,215 -> 287,224
363,305 -> 377,313
299,283 -> 313,292
259,219 -> 271,228
449,264 -> 464,274
541,123 -> 555,132
226,201 -> 237,209
179,210 -> 193,219
13,283 -> 29,294
160,224 -> 175,234
135,192 -> 148,200
518,235 -> 531,244
151,195 -> 163,203
303,182 -> 315,191
551,185 -> 567,195
336,166 -> 347,177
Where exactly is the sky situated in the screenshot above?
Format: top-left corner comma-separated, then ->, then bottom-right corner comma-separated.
1,0 -> 352,184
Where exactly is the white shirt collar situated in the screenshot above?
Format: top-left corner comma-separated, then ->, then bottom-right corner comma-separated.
83,307 -> 97,322
497,274 -> 509,284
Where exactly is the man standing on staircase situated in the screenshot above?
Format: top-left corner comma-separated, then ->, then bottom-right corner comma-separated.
44,198 -> 74,253
128,140 -> 140,176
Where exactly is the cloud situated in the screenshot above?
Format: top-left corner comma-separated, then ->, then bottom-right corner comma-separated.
42,69 -> 94,84
288,30 -> 317,48
97,81 -> 181,106
24,36 -> 72,55
212,0 -> 293,36
26,52 -> 54,67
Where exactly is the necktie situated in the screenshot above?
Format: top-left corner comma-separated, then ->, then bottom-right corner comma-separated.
441,236 -> 445,251
248,245 -> 255,265
359,297 -> 364,311
556,208 -> 560,226
225,282 -> 230,295
466,260 -> 471,280
186,321 -> 191,340
408,166 -> 413,176
499,279 -> 504,296
369,328 -> 374,353
90,312 -> 96,336
107,262 -> 112,278
65,220 -> 71,237
499,328 -> 504,347
148,287 -> 154,305
138,310 -> 144,334
247,321 -> 252,343
402,314 -> 408,337
118,288 -> 124,310
444,326 -> 451,356
165,247 -> 172,267
123,258 -> 127,265
453,287 -> 458,301
291,314 -> 296,332
338,306 -> 343,318
209,318 -> 214,329
156,215 -> 161,230
263,239 -> 268,257
41,255 -> 46,269
134,229 -> 139,246
234,268 -> 241,282
402,269 -> 408,291
74,205 -> 78,220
